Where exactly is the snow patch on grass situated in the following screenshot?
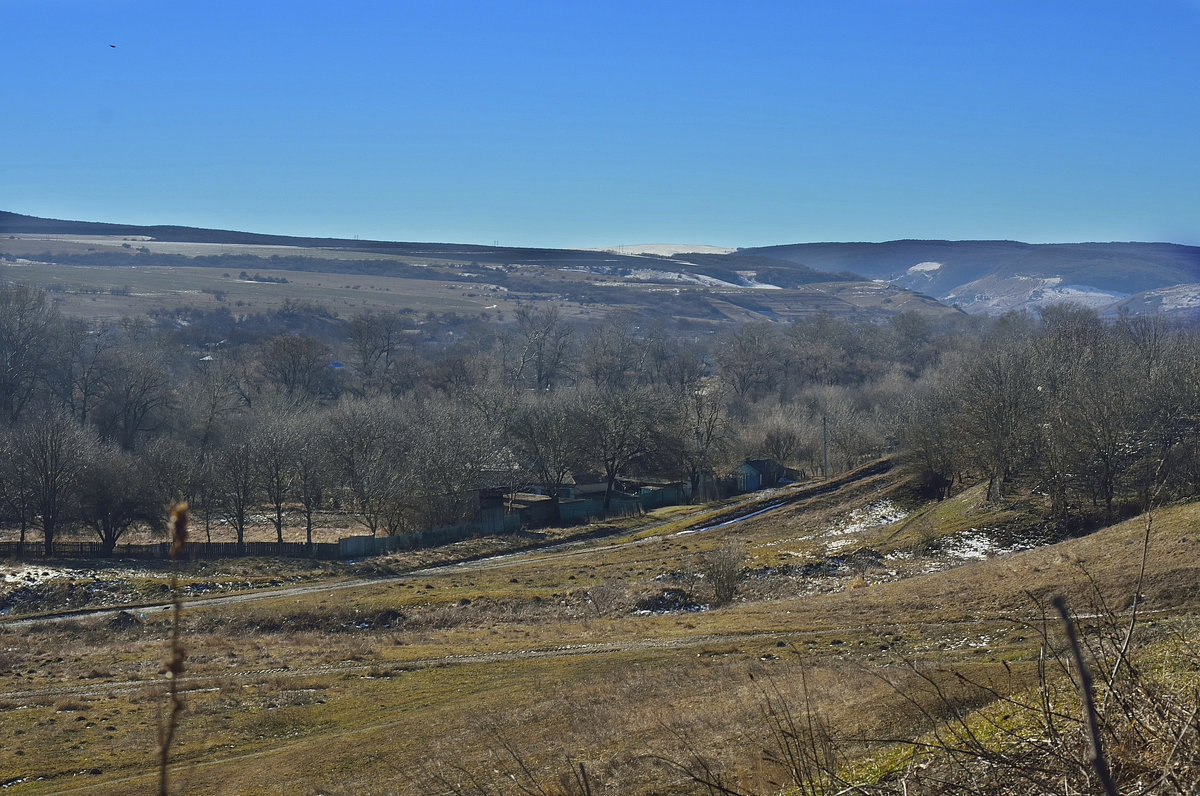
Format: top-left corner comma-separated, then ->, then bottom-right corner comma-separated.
776,500 -> 908,556
940,528 -> 1040,560
2,565 -> 69,586
833,500 -> 908,536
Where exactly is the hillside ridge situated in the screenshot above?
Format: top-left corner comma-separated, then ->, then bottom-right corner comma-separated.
5,211 -> 1197,317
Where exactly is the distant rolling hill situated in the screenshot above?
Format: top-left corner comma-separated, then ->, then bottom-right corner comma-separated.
0,212 -> 957,323
5,211 -> 1195,320
742,239 -> 1200,318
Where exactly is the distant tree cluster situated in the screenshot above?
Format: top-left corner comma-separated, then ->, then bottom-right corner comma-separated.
236,271 -> 289,284
1,279 -> 1196,555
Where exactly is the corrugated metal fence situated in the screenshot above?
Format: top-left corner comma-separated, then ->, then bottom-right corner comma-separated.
0,485 -> 690,562
0,540 -> 343,561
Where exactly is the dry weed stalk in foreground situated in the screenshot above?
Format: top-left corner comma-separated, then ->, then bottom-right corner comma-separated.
1052,595 -> 1118,796
159,501 -> 188,796
872,497 -> 1198,795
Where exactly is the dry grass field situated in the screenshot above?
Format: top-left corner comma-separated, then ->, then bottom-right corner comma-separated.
2,464 -> 1198,794
0,261 -> 519,320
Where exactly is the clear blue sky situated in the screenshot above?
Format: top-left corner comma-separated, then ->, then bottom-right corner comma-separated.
5,0 -> 1199,248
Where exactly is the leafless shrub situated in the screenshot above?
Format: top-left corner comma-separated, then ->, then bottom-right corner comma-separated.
644,666 -> 845,796
586,579 -> 627,617
702,546 -> 744,606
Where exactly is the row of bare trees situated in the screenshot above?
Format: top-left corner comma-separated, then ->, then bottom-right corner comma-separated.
3,280 -> 1198,554
902,307 -> 1200,528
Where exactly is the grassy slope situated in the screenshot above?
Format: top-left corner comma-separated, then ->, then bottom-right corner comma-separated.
2,470 -> 1198,794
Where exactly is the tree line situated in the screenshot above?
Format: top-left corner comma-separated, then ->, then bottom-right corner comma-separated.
1,282 -> 1197,556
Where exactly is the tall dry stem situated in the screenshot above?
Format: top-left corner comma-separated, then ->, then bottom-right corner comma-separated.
158,501 -> 188,796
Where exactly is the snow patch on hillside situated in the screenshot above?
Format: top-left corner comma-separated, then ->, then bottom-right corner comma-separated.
942,529 -> 1039,560
946,275 -> 1126,314
907,261 -> 943,274
690,273 -> 742,288
2,565 -> 66,586
1158,285 -> 1200,310
1034,285 -> 1126,308
736,271 -> 783,289
822,500 -> 908,552
599,269 -> 742,288
1126,284 -> 1200,312
599,244 -> 736,256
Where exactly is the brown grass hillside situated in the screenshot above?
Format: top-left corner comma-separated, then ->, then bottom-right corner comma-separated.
1,467 -> 1197,794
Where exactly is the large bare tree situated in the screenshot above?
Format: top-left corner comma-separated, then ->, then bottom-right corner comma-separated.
7,408 -> 97,555
78,443 -> 164,555
92,344 -> 175,451
513,304 -> 575,391
0,285 -> 59,425
507,391 -> 584,523
323,398 -> 413,536
576,385 -> 669,515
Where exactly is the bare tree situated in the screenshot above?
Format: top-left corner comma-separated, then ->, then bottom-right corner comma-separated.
0,431 -> 35,543
755,406 -> 813,470
900,376 -> 963,501
251,401 -> 303,543
258,334 -> 335,400
716,321 -> 781,404
7,408 -> 97,555
176,356 -> 252,540
784,313 -> 851,388
78,442 -> 164,555
887,310 -> 935,375
213,417 -> 258,546
645,330 -> 707,395
952,341 -> 1039,501
507,391 -> 583,523
806,385 -> 886,475
0,284 -> 59,424
1033,313 -> 1144,524
292,408 -> 329,547
576,385 -> 669,516
346,310 -> 411,394
669,381 -> 734,502
323,397 -> 413,536
92,343 -> 176,450
580,316 -> 648,391
513,304 -> 575,391
47,319 -> 115,424
408,399 -> 499,531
